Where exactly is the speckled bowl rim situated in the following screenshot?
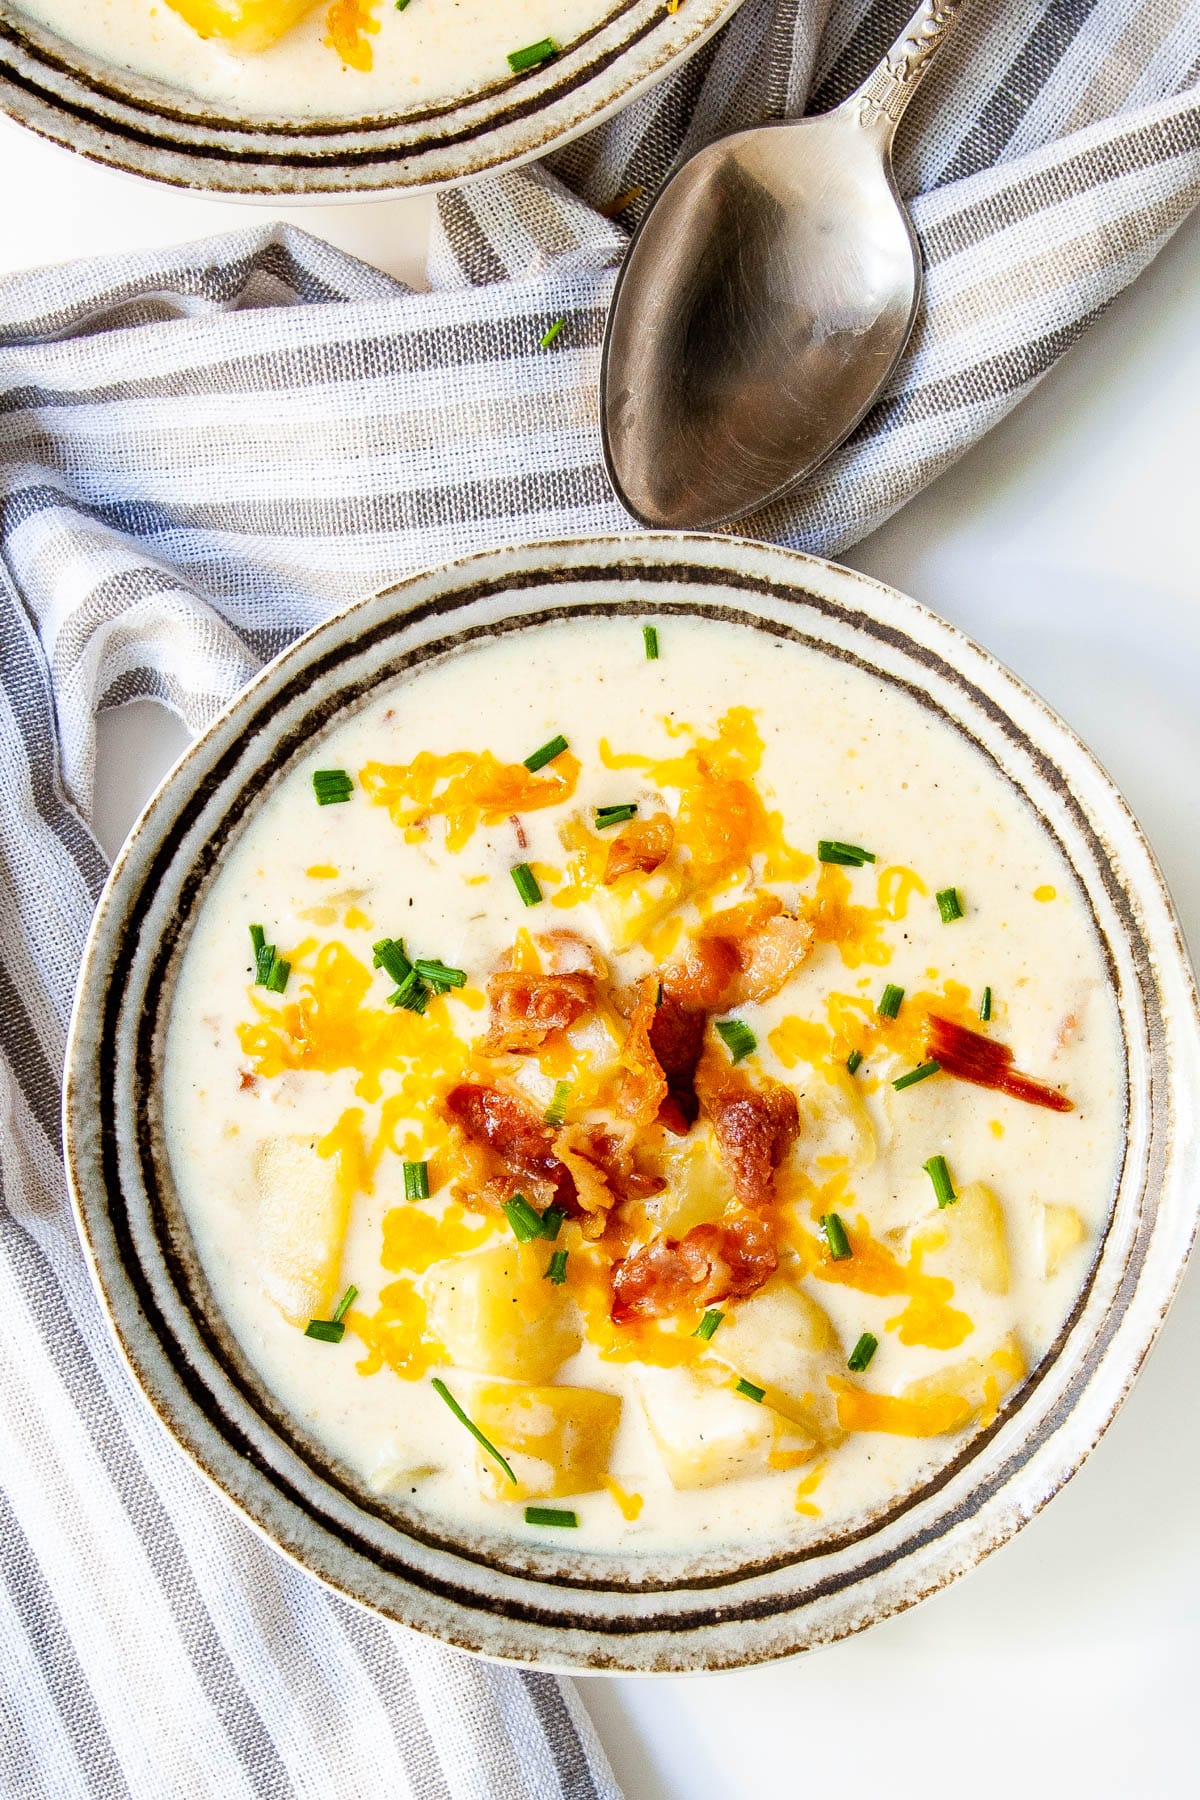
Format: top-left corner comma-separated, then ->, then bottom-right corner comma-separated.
0,0 -> 744,197
64,534 -> 1200,1672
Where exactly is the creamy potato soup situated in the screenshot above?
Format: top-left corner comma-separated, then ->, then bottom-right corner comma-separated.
17,0 -> 613,120
163,614 -> 1123,1554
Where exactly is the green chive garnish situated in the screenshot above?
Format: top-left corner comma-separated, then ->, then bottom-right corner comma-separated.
403,1161 -> 430,1200
817,840 -> 876,866
538,318 -> 565,350
431,1378 -> 517,1485
332,1285 -> 357,1323
538,1206 -> 565,1242
511,862 -> 542,906
594,803 -> 638,829
822,1213 -> 852,1260
524,733 -> 568,771
893,1060 -> 941,1091
846,1049 -> 863,1075
715,1019 -> 756,1063
249,924 -> 265,956
395,0 -> 409,9
373,937 -> 413,985
980,986 -> 993,1022
264,953 -> 291,994
507,36 -> 556,71
693,1308 -> 724,1341
848,1332 -> 878,1372
923,1154 -> 957,1209
304,1318 -> 345,1343
312,768 -> 354,805
643,624 -> 659,660
735,1378 -> 766,1403
877,983 -> 904,1019
524,1505 -> 578,1527
390,967 -> 429,1013
503,1194 -> 544,1242
544,1080 -> 571,1128
545,1249 -> 568,1285
413,958 -> 467,993
936,886 -> 964,923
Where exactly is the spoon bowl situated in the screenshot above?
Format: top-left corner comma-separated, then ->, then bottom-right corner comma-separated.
601,0 -> 967,529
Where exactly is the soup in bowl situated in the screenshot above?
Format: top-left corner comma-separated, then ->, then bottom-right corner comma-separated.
65,536 -> 1200,1669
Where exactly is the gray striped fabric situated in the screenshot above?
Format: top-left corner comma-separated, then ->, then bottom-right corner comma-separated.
1,0 -> 1197,1793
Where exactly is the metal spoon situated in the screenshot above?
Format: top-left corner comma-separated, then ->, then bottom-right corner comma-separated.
600,0 -> 968,530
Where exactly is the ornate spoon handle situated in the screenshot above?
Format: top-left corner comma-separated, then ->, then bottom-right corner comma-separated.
849,0 -> 969,139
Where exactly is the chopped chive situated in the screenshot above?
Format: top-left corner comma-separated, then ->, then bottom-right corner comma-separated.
255,940 -> 275,985
693,1308 -> 724,1341
304,1318 -> 345,1343
403,1160 -> 430,1200
735,1377 -> 766,1403
373,937 -> 413,985
877,983 -> 904,1019
545,1249 -> 568,1285
817,840 -> 876,866
264,952 -> 291,994
507,36 -> 556,71
538,318 -> 565,350
980,986 -> 993,1022
846,1049 -> 863,1075
893,1060 -> 941,1091
544,1080 -> 571,1128
395,0 -> 409,9
431,1377 -> 517,1485
390,967 -> 429,1013
312,768 -> 353,805
332,1284 -> 357,1323
936,886 -> 964,923
249,924 -> 265,956
822,1213 -> 852,1261
847,1331 -> 878,1372
503,1194 -> 544,1243
715,1019 -> 757,1063
523,733 -> 568,772
524,1505 -> 578,1527
643,624 -> 659,660
923,1154 -> 957,1209
511,862 -> 543,907
538,1205 -> 565,1242
413,958 -> 467,993
594,803 -> 638,829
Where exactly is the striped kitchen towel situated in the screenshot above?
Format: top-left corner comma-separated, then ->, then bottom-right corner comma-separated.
1,1 -> 1198,1795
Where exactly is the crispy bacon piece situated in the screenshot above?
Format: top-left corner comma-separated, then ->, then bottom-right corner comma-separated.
483,969 -> 595,1054
649,989 -> 707,1135
552,1120 -> 664,1239
610,1210 -> 778,1322
603,812 -> 674,885
534,929 -> 608,979
696,1049 -> 800,1208
617,976 -> 668,1128
926,1015 -> 1074,1113
667,894 -> 813,1010
443,1082 -> 579,1212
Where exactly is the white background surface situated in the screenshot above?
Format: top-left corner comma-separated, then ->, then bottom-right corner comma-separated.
9,111 -> 1197,1800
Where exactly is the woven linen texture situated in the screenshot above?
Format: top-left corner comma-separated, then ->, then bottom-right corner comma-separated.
1,0 -> 1198,1793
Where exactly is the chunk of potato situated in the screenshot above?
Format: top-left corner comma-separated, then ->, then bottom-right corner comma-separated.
468,1381 -> 622,1502
165,0 -> 319,51
636,1366 -> 817,1489
708,1280 -> 844,1444
1043,1203 -> 1086,1277
425,1243 -> 580,1383
913,1181 -> 1010,1296
903,1332 -> 1026,1424
591,865 -> 683,953
255,1135 -> 349,1326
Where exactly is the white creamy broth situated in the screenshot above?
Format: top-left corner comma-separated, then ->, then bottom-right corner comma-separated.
163,613 -> 1123,1556
15,0 -> 614,121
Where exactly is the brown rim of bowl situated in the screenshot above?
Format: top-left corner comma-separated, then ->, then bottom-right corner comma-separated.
0,0 -> 745,195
